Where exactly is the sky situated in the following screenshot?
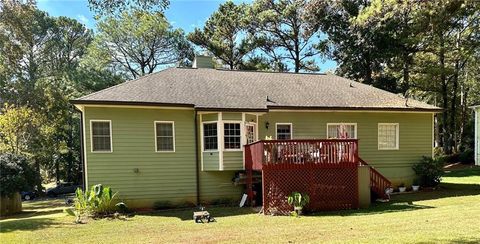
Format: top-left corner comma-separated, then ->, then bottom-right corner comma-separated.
37,0 -> 337,72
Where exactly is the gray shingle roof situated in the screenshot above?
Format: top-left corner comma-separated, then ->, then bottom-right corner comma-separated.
73,68 -> 441,111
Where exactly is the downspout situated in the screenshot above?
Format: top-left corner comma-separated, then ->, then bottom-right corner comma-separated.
194,110 -> 201,205
73,106 -> 86,191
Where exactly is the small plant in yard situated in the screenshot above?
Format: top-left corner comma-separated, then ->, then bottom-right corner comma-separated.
287,192 -> 309,217
412,156 -> 444,187
65,184 -> 127,223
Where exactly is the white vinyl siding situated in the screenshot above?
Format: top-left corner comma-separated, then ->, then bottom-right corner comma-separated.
378,123 -> 399,150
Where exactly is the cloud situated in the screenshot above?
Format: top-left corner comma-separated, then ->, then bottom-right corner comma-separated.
77,14 -> 89,25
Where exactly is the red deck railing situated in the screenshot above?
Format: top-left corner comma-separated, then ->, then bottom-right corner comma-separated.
359,158 -> 392,199
244,139 -> 359,170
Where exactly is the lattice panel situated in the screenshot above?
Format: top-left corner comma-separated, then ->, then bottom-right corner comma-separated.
263,164 -> 358,215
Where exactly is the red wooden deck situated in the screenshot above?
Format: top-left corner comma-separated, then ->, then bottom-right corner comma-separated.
244,139 -> 391,214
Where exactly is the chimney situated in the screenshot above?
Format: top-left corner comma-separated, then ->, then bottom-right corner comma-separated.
192,55 -> 214,69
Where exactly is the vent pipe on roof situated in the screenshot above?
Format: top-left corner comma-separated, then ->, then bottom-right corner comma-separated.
192,55 -> 214,69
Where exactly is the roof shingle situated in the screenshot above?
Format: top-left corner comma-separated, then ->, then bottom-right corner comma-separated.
73,68 -> 440,111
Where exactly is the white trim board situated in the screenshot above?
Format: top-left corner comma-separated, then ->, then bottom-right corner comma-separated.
326,123 -> 358,139
377,123 -> 400,150
154,121 -> 176,153
275,123 -> 293,139
89,120 -> 113,153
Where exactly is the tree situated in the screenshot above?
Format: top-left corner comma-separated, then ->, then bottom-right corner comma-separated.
87,10 -> 193,79
188,1 -> 255,69
88,0 -> 170,17
306,0 -> 480,154
0,153 -> 36,196
0,105 -> 47,155
0,2 -> 121,187
250,0 -> 321,72
305,0 -> 396,86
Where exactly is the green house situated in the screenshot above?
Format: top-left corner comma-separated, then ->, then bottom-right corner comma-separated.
72,57 -> 441,208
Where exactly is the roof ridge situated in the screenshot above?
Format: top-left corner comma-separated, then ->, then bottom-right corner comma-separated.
199,68 -> 328,76
78,68 -> 174,100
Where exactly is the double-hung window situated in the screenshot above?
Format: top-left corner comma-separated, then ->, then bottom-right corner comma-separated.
91,120 -> 112,152
155,122 -> 175,152
276,123 -> 292,140
203,122 -> 218,151
224,122 -> 241,150
327,123 -> 357,139
378,123 -> 399,150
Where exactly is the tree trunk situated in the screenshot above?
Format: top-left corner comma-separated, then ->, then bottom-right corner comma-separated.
439,36 -> 451,154
449,60 -> 459,153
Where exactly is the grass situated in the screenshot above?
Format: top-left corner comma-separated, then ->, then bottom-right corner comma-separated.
1,167 -> 480,243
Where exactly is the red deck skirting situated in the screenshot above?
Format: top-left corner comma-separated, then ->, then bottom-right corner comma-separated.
244,139 -> 361,214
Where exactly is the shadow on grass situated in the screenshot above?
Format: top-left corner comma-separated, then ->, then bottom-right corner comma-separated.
0,199 -> 67,221
22,198 -> 66,210
136,206 -> 258,221
0,217 -> 70,233
137,182 -> 480,220
444,166 -> 480,178
417,237 -> 480,244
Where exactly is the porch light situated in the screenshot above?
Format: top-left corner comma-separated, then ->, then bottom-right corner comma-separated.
265,122 -> 270,129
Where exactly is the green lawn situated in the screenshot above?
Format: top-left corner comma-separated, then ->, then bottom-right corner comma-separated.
1,167 -> 480,243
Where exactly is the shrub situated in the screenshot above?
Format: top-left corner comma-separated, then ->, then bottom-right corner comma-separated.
65,184 -> 127,223
0,153 -> 35,196
412,156 -> 444,187
458,149 -> 474,164
153,200 -> 173,210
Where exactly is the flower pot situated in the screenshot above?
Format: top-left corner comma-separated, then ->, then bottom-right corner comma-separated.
398,187 -> 407,193
294,206 -> 303,215
412,185 -> 420,191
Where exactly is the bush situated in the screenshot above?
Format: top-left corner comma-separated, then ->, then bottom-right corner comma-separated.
458,149 -> 474,164
65,184 -> 127,223
412,156 -> 444,187
153,200 -> 173,210
0,153 -> 35,196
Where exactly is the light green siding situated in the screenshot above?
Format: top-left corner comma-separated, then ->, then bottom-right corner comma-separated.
203,151 -> 219,171
223,151 -> 243,170
84,106 -> 434,208
196,114 -> 242,203
223,112 -> 242,120
84,107 -> 197,207
202,113 -> 217,121
258,111 -> 434,185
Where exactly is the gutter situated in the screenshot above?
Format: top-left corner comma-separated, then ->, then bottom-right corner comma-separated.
72,105 -> 86,191
267,106 -> 443,113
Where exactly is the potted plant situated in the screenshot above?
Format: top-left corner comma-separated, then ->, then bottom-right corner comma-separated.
412,179 -> 420,192
287,192 -> 310,216
398,183 -> 407,193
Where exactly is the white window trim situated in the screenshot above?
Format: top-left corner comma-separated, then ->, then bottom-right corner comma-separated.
202,121 -> 219,152
275,123 -> 293,140
378,123 -> 400,150
154,121 -> 175,153
223,120 -> 243,152
326,123 -> 358,139
90,120 -> 113,153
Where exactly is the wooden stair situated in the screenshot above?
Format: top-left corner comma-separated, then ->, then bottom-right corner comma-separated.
359,158 -> 392,200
